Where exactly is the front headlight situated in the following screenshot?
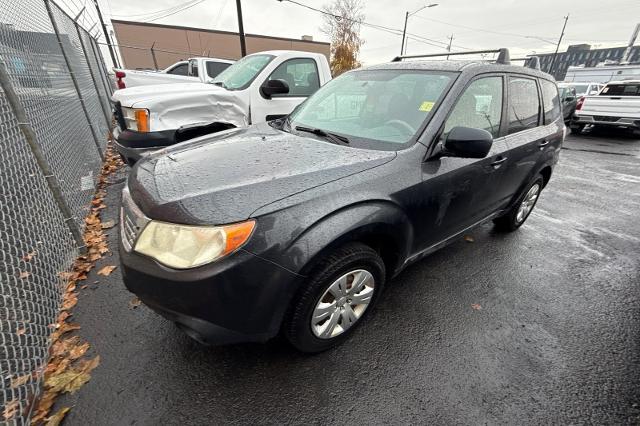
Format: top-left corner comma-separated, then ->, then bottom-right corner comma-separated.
134,220 -> 256,269
122,107 -> 150,132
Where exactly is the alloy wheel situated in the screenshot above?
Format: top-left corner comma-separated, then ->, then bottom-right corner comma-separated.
311,269 -> 375,339
516,183 -> 540,224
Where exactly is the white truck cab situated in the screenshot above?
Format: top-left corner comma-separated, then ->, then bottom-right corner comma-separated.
114,57 -> 235,89
112,50 -> 332,164
571,80 -> 640,134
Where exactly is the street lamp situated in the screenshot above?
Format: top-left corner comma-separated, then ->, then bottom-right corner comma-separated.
400,3 -> 438,55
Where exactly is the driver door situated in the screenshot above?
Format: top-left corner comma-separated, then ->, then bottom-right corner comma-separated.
415,74 -> 509,248
250,58 -> 321,123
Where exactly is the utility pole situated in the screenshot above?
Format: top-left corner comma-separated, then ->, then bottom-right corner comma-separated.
446,34 -> 453,59
548,14 -> 569,77
93,0 -> 118,67
235,0 -> 247,57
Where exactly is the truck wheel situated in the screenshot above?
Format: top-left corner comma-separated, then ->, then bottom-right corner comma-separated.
284,243 -> 385,353
493,176 -> 544,232
570,123 -> 585,134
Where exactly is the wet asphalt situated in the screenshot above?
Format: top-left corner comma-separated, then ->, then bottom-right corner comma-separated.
59,129 -> 640,425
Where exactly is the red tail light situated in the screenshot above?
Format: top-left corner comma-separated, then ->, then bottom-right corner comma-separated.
576,96 -> 585,111
115,70 -> 126,89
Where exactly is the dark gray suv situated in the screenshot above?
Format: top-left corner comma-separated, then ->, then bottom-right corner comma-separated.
120,49 -> 564,353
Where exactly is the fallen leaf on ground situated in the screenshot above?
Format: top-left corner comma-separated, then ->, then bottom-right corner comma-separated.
3,399 -> 19,420
471,303 -> 482,310
45,407 -> 70,426
19,271 -> 30,279
16,328 -> 26,336
22,251 -> 37,261
81,284 -> 88,289
97,265 -> 116,276
45,356 -> 100,394
10,374 -> 31,388
129,297 -> 141,309
464,235 -> 475,242
101,220 -> 116,229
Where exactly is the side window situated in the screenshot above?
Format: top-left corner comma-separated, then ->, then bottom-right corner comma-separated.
268,58 -> 320,97
188,60 -> 199,77
206,61 -> 231,79
540,79 -> 561,124
444,76 -> 503,138
507,77 -> 540,134
167,63 -> 188,76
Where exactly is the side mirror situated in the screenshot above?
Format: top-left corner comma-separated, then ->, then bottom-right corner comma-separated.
261,79 -> 289,98
443,126 -> 493,159
564,96 -> 575,102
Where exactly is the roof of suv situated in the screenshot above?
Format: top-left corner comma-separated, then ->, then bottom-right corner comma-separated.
365,60 -> 554,81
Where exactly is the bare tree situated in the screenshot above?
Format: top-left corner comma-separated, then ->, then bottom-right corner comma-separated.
321,0 -> 364,76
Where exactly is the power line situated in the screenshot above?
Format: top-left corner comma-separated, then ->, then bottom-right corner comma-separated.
142,0 -> 207,23
110,0 -> 200,19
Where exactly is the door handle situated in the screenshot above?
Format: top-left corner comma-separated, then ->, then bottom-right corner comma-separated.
538,140 -> 550,148
490,156 -> 508,168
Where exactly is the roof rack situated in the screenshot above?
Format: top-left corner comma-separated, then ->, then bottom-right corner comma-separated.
392,48 -> 511,65
511,56 -> 541,71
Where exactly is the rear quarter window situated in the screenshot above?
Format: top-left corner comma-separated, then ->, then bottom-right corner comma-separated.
540,79 -> 561,124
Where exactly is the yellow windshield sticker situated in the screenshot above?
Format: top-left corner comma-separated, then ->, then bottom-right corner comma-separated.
419,101 -> 434,112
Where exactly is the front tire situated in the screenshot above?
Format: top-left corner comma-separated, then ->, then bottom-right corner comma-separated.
283,243 -> 385,353
493,176 -> 544,232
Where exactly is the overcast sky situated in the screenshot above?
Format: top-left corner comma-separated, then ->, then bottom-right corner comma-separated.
94,0 -> 639,65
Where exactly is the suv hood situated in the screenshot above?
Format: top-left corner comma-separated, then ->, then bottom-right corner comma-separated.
112,82 -> 226,108
129,123 -> 396,225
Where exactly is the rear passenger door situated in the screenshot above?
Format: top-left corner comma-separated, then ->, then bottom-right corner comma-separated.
495,76 -> 554,205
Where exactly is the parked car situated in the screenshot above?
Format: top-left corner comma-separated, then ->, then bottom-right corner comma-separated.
557,83 -> 578,122
113,57 -> 234,89
561,81 -> 604,97
571,80 -> 640,134
119,49 -> 564,353
112,50 -> 332,164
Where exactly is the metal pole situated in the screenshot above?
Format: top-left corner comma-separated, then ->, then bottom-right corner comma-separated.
0,60 -> 85,249
75,20 -> 112,128
93,0 -> 118,67
400,11 -> 409,55
549,14 -> 569,77
150,42 -> 159,70
446,34 -> 453,59
44,0 -> 105,160
89,36 -> 114,95
235,0 -> 247,57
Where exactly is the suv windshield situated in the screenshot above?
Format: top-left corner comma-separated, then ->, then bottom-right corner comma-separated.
288,69 -> 455,150
211,54 -> 274,90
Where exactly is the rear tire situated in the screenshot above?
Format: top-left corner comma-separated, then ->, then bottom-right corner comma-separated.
283,243 -> 385,353
493,176 -> 544,232
570,123 -> 585,134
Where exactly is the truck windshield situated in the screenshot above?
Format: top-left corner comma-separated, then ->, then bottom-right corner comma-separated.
288,69 -> 455,150
211,54 -> 274,90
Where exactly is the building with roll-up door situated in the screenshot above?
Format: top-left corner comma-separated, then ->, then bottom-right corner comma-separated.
111,20 -> 330,70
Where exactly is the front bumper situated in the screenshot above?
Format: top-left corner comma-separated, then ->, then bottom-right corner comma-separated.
118,190 -> 302,345
572,115 -> 640,129
113,126 -> 176,165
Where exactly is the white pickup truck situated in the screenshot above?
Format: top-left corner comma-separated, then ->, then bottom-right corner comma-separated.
571,80 -> 640,134
112,50 -> 332,164
114,57 -> 234,89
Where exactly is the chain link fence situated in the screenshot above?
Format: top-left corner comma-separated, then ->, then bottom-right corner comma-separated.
0,0 -> 113,422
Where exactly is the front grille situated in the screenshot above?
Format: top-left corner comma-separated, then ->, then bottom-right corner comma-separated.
593,116 -> 620,122
120,188 -> 148,251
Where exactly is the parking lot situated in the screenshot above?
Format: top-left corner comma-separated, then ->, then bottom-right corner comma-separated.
58,130 -> 639,425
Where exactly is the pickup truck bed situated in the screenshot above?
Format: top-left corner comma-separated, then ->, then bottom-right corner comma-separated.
572,80 -> 640,132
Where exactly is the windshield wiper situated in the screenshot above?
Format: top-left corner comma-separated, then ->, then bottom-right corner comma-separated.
295,126 -> 349,144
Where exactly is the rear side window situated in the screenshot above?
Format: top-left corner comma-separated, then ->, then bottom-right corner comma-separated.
167,63 -> 188,75
268,58 -> 320,97
206,61 -> 231,79
508,77 -> 540,134
600,84 -> 640,96
540,79 -> 561,124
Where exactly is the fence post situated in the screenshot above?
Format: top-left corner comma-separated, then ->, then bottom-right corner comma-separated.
74,19 -> 111,129
0,60 -> 85,250
90,38 -> 114,96
43,0 -> 105,160
150,42 -> 159,70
